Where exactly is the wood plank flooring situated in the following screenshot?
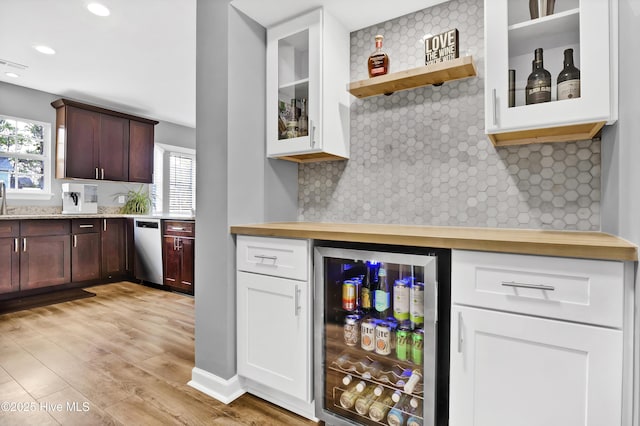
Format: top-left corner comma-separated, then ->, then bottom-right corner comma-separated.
0,282 -> 317,425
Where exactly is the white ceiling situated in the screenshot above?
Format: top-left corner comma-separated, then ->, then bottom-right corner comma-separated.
0,0 -> 196,128
0,0 -> 447,129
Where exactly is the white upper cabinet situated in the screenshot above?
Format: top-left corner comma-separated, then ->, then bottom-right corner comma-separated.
484,0 -> 618,146
266,8 -> 350,162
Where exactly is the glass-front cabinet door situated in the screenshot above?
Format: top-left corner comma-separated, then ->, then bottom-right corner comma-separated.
484,0 -> 617,145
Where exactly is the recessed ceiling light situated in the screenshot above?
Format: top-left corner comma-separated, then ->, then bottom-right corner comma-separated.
87,3 -> 110,17
34,45 -> 56,55
5,72 -> 19,78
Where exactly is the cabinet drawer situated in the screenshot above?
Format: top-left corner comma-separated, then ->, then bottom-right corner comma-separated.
0,220 -> 19,238
163,220 -> 194,237
72,219 -> 100,234
452,250 -> 624,328
21,220 -> 71,237
237,236 -> 308,281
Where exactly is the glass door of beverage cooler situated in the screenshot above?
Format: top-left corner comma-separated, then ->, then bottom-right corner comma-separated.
314,247 -> 441,426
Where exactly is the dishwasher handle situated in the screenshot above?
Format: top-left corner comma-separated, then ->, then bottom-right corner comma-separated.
136,221 -> 159,229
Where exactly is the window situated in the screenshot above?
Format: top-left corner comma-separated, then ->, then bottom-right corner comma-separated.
0,115 -> 51,198
152,144 -> 196,215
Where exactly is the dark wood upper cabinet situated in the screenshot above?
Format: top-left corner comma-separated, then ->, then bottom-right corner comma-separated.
52,99 -> 157,183
129,120 -> 155,183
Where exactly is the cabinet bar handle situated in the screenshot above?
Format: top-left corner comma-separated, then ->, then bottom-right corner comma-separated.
492,88 -> 498,126
103,219 -> 107,232
79,224 -> 94,228
73,235 -> 77,248
294,285 -> 300,317
457,311 -> 463,353
95,168 -> 99,179
310,120 -> 316,148
14,238 -> 18,253
101,168 -> 105,180
254,254 -> 277,261
22,238 -> 26,252
501,281 -> 555,291
169,227 -> 185,231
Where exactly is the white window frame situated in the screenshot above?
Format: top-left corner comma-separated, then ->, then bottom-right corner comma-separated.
153,143 -> 196,216
0,114 -> 53,200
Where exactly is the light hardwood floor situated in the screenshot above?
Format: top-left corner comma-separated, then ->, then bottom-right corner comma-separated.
0,282 -> 317,425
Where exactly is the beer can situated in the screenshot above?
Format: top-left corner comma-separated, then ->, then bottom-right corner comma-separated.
393,280 -> 410,321
396,326 -> 411,361
375,321 -> 391,355
344,315 -> 360,346
342,280 -> 356,311
411,329 -> 424,365
410,282 -> 424,328
361,318 -> 376,351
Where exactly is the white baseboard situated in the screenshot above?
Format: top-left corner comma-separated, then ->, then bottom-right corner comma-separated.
188,367 -> 245,404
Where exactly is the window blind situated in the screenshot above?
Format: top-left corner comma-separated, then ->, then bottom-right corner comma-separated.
169,152 -> 195,214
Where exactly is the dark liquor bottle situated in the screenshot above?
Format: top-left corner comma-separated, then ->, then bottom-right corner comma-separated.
368,35 -> 389,78
374,264 -> 391,319
361,262 -> 373,314
298,98 -> 308,136
557,48 -> 580,100
525,48 -> 551,105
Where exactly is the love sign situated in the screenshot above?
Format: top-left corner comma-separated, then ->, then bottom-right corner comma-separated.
424,29 -> 459,66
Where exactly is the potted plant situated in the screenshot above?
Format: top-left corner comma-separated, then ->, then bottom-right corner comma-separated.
120,185 -> 151,215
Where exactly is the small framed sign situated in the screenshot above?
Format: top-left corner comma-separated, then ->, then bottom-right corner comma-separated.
425,29 -> 459,66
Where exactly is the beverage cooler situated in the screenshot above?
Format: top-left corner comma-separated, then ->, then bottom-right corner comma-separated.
314,244 -> 451,426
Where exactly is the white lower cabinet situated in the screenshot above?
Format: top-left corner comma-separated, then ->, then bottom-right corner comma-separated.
237,271 -> 309,400
449,250 -> 630,426
236,235 -> 315,420
450,305 -> 622,426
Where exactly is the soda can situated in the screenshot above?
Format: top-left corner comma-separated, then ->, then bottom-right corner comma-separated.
396,326 -> 411,361
344,315 -> 360,346
342,280 -> 356,311
375,321 -> 391,355
393,280 -> 410,321
411,329 -> 424,365
410,282 -> 424,328
361,318 -> 376,351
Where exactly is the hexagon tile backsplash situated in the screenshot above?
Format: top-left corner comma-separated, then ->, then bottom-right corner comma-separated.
297,0 -> 600,231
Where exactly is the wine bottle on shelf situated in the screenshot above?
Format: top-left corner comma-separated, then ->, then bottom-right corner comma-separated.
525,48 -> 551,105
368,391 -> 394,422
557,48 -> 580,100
342,374 -> 353,386
339,380 -> 368,409
362,360 -> 384,380
406,397 -> 424,426
391,389 -> 403,403
387,395 -> 411,426
403,369 -> 423,394
354,385 -> 379,415
374,264 -> 391,319
368,35 -> 389,78
361,263 -> 373,314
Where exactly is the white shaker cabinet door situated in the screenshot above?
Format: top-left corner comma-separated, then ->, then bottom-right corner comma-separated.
449,305 -> 623,426
237,271 -> 310,402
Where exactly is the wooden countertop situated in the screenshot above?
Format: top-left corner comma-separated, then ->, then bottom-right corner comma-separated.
230,222 -> 638,262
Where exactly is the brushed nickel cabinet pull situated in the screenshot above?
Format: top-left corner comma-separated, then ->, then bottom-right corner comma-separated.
255,254 -> 277,261
101,168 -> 105,180
73,235 -> 77,248
95,168 -> 99,179
294,285 -> 300,317
457,311 -> 463,354
22,237 -> 26,252
492,88 -> 498,126
103,219 -> 107,232
501,281 -> 555,291
14,238 -> 18,253
79,224 -> 94,228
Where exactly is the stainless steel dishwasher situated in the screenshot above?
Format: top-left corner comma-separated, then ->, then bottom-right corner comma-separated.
134,218 -> 163,285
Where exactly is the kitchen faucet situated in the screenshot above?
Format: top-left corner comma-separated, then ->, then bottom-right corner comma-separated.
0,181 -> 7,215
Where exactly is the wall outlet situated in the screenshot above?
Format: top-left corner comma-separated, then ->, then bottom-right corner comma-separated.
118,195 -> 126,204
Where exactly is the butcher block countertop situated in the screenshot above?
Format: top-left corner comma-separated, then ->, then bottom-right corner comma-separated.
230,222 -> 638,262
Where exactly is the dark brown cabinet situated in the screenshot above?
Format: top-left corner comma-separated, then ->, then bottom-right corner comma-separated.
52,99 -> 157,183
129,120 -> 155,183
19,220 -> 71,291
101,218 -> 127,279
0,221 -> 20,295
71,219 -> 101,282
162,220 -> 194,294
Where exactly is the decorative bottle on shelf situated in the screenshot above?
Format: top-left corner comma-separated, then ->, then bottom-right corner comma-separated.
403,369 -> 423,394
286,99 -> 299,138
339,380 -> 368,409
368,35 -> 389,78
298,98 -> 308,136
374,264 -> 391,319
406,397 -> 424,426
361,263 -> 373,315
525,48 -> 551,105
508,69 -> 516,108
557,48 -> 580,100
368,391 -> 394,422
387,395 -> 410,426
354,385 -> 379,415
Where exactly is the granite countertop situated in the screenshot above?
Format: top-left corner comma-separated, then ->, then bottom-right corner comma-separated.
230,222 -> 638,262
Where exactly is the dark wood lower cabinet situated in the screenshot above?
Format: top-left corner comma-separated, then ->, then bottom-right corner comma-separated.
102,219 -> 127,279
0,237 -> 19,294
20,235 -> 71,290
72,232 -> 101,282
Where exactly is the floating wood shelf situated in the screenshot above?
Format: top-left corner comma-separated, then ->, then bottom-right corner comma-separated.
348,56 -> 477,99
488,121 -> 606,147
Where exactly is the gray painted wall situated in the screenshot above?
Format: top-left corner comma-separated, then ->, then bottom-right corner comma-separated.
0,81 -> 195,208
